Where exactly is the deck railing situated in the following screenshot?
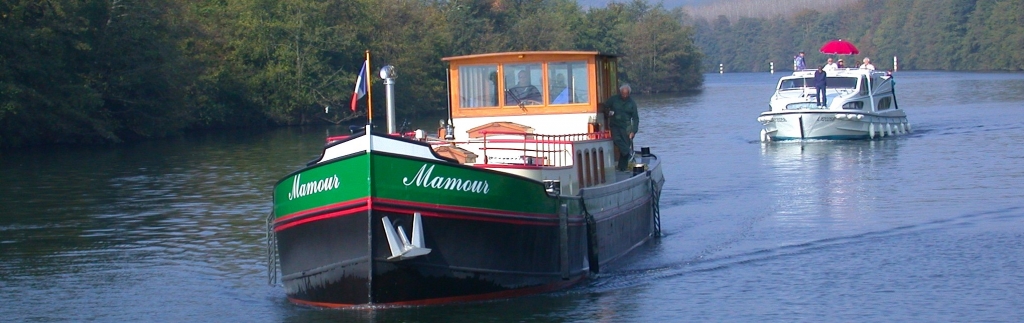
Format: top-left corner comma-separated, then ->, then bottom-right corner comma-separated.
477,131 -> 610,167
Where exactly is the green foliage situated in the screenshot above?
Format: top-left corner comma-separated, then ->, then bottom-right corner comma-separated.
2,0 -> 122,145
690,0 -> 1024,72
0,0 -> 704,147
619,4 -> 704,92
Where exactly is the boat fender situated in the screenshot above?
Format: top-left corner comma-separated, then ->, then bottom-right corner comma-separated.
580,196 -> 600,274
869,123 -> 875,139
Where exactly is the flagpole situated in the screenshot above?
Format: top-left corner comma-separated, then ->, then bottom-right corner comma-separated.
365,50 -> 373,127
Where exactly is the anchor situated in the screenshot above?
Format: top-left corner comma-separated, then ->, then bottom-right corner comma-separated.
381,212 -> 431,261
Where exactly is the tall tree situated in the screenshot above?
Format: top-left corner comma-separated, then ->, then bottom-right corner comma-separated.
620,3 -> 703,92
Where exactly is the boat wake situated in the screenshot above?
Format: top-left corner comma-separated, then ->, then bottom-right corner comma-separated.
561,206 -> 1023,295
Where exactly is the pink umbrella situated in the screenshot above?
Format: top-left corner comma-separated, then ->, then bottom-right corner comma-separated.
820,39 -> 860,55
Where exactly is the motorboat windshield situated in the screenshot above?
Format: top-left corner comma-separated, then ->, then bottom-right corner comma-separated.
778,77 -> 858,91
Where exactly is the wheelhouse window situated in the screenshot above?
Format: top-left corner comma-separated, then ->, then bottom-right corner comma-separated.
504,63 -> 544,106
547,61 -> 589,105
459,65 -> 498,108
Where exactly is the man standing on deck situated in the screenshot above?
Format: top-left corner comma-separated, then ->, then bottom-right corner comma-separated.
814,65 -> 828,107
603,84 -> 639,172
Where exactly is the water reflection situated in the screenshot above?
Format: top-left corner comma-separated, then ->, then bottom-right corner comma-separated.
895,72 -> 1024,107
759,140 -> 902,229
0,128 -> 342,321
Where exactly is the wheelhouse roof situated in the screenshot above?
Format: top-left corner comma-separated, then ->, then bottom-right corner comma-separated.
442,51 -> 617,63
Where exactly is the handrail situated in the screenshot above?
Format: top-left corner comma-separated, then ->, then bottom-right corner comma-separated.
479,130 -> 610,167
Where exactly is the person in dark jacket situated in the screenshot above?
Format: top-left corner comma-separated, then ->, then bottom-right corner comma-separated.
814,66 -> 828,107
603,84 -> 639,171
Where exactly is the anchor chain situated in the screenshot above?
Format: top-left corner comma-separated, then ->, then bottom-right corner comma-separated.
651,180 -> 662,236
265,210 -> 278,286
579,194 -> 600,274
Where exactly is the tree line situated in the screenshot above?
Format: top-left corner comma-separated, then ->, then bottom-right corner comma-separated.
0,0 -> 703,148
687,0 -> 1024,73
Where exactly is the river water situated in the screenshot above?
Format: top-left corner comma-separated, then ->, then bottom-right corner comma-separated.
3,71 -> 1024,322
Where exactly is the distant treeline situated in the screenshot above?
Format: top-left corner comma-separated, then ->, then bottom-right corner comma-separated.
0,0 -> 702,148
686,0 -> 1024,72
685,0 -> 860,21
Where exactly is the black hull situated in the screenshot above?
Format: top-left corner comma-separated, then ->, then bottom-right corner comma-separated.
276,203 -> 591,307
590,193 -> 655,270
276,207 -> 371,305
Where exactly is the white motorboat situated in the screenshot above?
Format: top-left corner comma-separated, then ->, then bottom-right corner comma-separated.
757,68 -> 910,141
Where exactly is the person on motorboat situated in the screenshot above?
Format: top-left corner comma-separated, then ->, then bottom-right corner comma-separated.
837,59 -> 845,69
824,58 -> 838,72
794,52 -> 806,70
603,84 -> 639,172
814,65 -> 828,107
859,57 -> 875,70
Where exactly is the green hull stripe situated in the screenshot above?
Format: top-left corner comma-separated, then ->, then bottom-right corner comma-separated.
273,150 -> 561,219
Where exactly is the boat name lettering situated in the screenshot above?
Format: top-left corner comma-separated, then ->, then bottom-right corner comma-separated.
403,164 -> 490,194
772,117 -> 787,122
288,173 -> 341,200
818,116 -> 836,121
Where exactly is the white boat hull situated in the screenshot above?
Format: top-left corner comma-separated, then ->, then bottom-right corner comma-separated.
758,111 -> 910,141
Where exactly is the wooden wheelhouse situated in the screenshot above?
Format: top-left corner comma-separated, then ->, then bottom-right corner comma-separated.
441,51 -> 620,142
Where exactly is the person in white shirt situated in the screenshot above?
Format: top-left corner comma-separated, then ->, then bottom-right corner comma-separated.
859,57 -> 875,70
824,58 -> 838,72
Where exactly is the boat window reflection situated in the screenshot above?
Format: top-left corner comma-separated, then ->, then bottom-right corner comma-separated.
459,65 -> 498,108
778,78 -> 810,90
548,61 -> 589,105
878,97 -> 892,110
780,77 -> 858,90
504,63 -> 544,106
827,77 -> 858,89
